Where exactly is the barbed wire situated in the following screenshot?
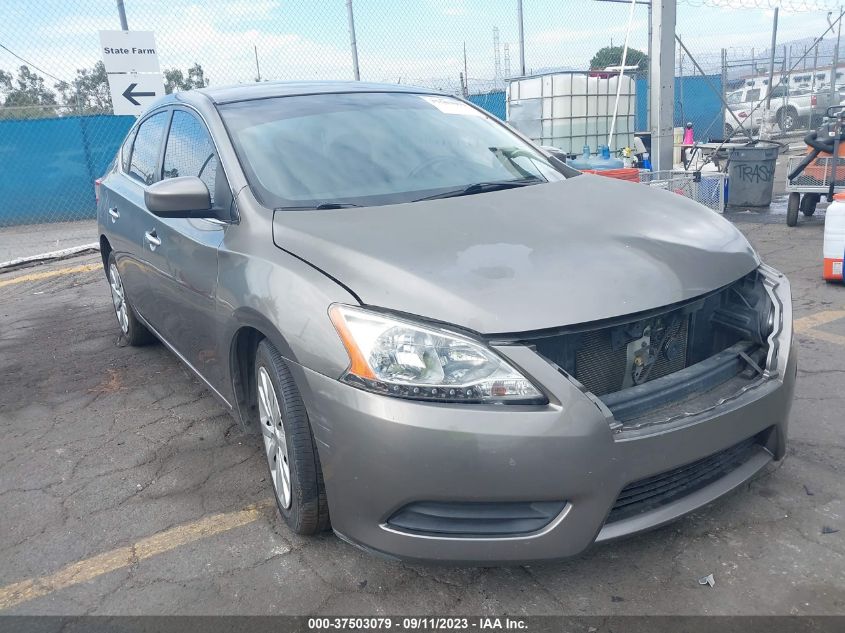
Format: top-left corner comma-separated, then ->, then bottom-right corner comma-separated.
679,0 -> 842,12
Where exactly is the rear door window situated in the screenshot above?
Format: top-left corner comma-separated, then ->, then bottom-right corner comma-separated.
162,110 -> 218,204
128,111 -> 168,185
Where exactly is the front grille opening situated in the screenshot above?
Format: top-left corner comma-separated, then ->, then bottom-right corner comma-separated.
523,271 -> 774,423
385,500 -> 566,537
574,315 -> 690,396
605,431 -> 768,524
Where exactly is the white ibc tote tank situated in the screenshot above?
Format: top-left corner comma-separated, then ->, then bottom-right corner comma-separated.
506,72 -> 637,155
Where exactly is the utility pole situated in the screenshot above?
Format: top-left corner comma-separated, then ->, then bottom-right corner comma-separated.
493,26 -> 502,87
649,0 -> 676,172
761,6 -> 778,139
721,48 -> 727,136
463,41 -> 469,95
116,0 -> 129,30
647,0 -> 652,130
830,9 -> 842,104
346,0 -> 361,81
254,45 -> 261,82
517,0 -> 526,77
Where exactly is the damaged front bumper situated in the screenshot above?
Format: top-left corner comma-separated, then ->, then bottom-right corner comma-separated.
290,265 -> 795,564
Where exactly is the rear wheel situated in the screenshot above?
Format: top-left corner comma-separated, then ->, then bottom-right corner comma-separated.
255,339 -> 330,535
800,193 -> 819,216
724,123 -> 734,139
106,252 -> 153,345
787,192 -> 800,227
778,107 -> 798,133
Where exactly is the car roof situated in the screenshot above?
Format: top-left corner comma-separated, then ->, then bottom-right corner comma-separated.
168,80 -> 444,106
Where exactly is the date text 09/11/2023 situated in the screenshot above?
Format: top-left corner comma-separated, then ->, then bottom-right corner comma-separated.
306,616 -> 529,630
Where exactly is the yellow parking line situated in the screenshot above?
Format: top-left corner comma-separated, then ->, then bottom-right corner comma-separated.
800,327 -> 845,347
0,501 -> 272,611
794,309 -> 845,347
0,263 -> 101,289
794,309 -> 845,333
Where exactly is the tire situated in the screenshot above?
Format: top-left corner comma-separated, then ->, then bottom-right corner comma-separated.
724,123 -> 734,139
800,193 -> 819,216
787,192 -> 800,227
255,339 -> 330,535
106,252 -> 153,345
778,107 -> 798,133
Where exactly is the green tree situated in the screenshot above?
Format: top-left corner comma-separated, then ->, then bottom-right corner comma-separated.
164,63 -> 209,94
590,46 -> 649,73
55,61 -> 112,114
0,65 -> 58,119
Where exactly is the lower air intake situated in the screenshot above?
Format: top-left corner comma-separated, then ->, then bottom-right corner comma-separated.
386,500 -> 566,537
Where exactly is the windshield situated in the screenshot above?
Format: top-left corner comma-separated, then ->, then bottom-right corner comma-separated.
218,92 -> 571,208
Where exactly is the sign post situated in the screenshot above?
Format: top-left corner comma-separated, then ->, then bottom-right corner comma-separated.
99,30 -> 164,116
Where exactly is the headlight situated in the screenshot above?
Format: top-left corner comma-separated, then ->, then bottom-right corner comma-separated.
329,305 -> 546,404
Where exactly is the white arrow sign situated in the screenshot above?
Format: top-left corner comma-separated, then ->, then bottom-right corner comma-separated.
99,30 -> 160,74
108,73 -> 164,116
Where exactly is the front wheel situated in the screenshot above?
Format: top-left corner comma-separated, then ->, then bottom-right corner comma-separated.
255,340 -> 330,535
787,192 -> 800,227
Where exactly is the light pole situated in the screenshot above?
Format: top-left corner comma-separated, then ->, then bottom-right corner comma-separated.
346,0 -> 361,81
116,0 -> 129,29
517,0 -> 526,77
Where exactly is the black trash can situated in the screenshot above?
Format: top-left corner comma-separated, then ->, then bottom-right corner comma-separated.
726,143 -> 779,208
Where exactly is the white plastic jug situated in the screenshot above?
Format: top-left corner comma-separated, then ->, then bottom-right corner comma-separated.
824,194 -> 845,282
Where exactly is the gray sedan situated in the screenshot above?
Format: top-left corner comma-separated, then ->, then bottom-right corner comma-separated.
97,81 -> 795,563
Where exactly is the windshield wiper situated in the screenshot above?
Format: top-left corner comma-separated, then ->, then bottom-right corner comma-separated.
276,202 -> 362,211
412,177 -> 542,202
314,202 -> 361,209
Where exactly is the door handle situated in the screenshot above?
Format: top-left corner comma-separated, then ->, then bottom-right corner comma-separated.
144,229 -> 161,251
108,207 -> 120,222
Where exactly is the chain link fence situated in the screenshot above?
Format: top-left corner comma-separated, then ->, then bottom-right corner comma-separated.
0,0 -> 839,229
677,4 -> 845,144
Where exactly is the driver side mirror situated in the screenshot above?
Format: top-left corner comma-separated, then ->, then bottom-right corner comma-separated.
145,176 -> 213,218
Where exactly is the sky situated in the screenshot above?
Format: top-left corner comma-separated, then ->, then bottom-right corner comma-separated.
0,0 -> 840,95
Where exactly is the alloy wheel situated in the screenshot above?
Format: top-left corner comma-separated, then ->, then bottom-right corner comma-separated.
108,263 -> 129,334
258,366 -> 291,509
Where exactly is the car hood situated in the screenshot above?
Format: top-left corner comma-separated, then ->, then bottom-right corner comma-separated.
272,175 -> 759,334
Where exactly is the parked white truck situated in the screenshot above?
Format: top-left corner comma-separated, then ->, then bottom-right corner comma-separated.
725,84 -> 839,137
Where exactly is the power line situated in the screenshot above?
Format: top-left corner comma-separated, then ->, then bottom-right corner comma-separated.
0,42 -> 67,84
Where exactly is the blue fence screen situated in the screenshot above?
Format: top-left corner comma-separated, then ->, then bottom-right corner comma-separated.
0,115 -> 134,226
635,75 -> 724,140
467,91 -> 506,120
